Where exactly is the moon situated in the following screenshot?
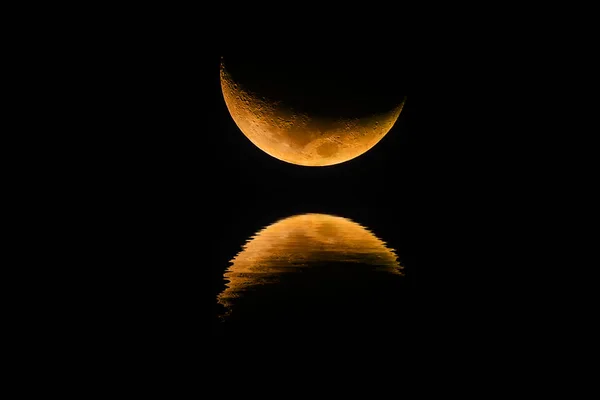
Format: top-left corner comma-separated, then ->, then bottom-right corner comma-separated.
217,213 -> 403,321
220,59 -> 405,167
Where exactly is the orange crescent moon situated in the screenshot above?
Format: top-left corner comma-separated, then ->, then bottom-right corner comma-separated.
220,61 -> 405,167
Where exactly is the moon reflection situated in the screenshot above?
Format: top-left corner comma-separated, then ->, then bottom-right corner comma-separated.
217,213 -> 403,321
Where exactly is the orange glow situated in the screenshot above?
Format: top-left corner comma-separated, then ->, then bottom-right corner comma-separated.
217,213 -> 403,318
220,62 -> 404,167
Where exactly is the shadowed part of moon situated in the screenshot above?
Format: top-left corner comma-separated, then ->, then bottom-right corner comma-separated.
217,213 -> 403,319
220,61 -> 405,167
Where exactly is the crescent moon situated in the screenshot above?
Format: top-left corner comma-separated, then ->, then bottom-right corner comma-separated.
220,60 -> 405,167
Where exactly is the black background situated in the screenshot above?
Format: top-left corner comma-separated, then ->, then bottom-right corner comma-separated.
62,11 -> 530,355
12,4 -> 570,385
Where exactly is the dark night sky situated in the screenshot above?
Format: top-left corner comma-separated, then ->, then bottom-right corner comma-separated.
86,21 -> 526,347
28,5 -> 561,375
48,15 -> 571,376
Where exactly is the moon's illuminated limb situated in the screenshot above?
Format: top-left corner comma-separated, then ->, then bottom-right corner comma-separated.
217,213 -> 403,318
220,62 -> 404,167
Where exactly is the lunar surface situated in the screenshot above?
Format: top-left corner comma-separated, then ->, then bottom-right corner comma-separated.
217,213 -> 403,319
220,60 -> 405,166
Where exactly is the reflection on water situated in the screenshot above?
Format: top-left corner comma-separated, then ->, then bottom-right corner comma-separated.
217,213 -> 404,325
